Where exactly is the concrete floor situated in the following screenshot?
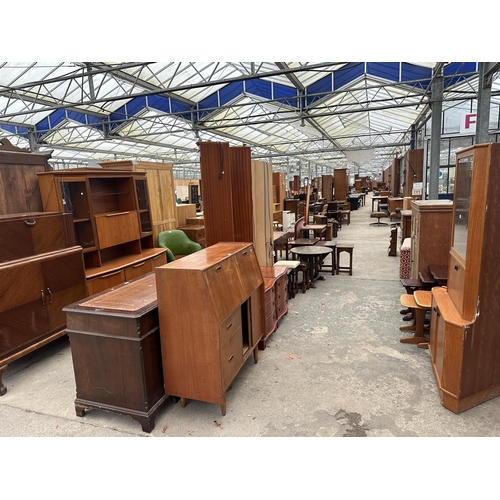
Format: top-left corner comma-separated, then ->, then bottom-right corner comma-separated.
2,193 -> 500,440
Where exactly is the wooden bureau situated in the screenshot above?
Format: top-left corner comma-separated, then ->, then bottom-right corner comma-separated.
64,272 -> 168,432
155,242 -> 264,415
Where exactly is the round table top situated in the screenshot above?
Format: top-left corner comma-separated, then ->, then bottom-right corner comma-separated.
291,246 -> 333,257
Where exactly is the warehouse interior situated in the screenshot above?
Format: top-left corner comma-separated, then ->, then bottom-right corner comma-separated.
1,49 -> 499,497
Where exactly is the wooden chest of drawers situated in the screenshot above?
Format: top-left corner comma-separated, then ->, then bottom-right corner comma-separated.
259,266 -> 288,349
64,272 -> 168,432
176,224 -> 206,248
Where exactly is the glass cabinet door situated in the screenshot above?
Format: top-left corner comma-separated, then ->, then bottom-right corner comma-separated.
452,155 -> 473,260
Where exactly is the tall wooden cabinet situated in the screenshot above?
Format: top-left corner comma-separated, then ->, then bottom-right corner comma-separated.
0,139 -> 52,215
273,172 -> 287,210
0,212 -> 87,395
401,149 -> 423,199
410,200 -> 453,279
98,160 -> 178,243
199,142 -> 274,266
155,242 -> 264,415
37,169 -> 167,296
429,143 -> 500,413
334,168 -> 348,201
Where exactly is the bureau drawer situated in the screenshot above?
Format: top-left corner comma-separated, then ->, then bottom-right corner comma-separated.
220,326 -> 243,388
124,259 -> 153,282
220,308 -> 243,345
86,269 -> 125,296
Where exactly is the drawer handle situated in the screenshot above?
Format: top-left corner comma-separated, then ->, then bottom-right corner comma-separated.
454,265 -> 459,271
215,266 -> 222,273
24,219 -> 37,226
228,355 -> 234,363
106,211 -> 130,217
242,251 -> 248,256
47,287 -> 53,304
41,289 -> 46,306
226,322 -> 233,330
132,262 -> 145,268
100,270 -> 122,278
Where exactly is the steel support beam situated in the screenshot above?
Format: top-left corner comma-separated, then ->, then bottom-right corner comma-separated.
429,66 -> 443,200
475,62 -> 499,144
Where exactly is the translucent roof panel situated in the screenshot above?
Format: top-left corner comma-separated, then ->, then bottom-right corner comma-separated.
0,62 -> 493,176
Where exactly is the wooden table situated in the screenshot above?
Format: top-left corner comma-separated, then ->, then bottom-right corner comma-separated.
302,224 -> 327,240
290,237 -> 318,248
291,246 -> 333,289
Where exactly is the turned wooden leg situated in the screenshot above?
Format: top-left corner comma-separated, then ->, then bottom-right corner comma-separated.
180,397 -> 187,408
253,346 -> 259,363
220,396 -> 226,416
0,364 -> 7,396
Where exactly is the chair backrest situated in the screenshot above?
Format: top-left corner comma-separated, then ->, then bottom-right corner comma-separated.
294,217 -> 305,240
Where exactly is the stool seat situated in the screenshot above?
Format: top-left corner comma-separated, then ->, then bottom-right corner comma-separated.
336,243 -> 354,275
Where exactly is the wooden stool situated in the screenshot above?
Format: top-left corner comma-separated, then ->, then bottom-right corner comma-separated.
315,241 -> 337,275
274,260 -> 301,298
399,292 -> 431,347
336,244 -> 354,275
341,210 -> 350,225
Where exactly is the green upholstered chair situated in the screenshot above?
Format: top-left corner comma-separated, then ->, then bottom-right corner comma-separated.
157,230 -> 202,262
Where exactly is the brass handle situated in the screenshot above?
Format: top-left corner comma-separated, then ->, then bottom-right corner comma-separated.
215,266 -> 222,273
100,270 -> 122,278
24,219 -> 37,226
106,211 -> 130,217
132,262 -> 145,268
228,355 -> 234,362
41,290 -> 46,306
226,322 -> 232,330
47,288 -> 53,304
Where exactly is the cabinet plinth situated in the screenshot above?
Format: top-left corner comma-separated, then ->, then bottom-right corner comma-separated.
155,242 -> 264,415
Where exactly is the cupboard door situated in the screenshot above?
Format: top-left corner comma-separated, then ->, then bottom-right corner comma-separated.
95,211 -> 140,249
0,259 -> 50,357
0,214 -> 67,262
41,248 -> 87,331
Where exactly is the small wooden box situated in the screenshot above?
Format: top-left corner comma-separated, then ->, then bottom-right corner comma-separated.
64,273 -> 168,432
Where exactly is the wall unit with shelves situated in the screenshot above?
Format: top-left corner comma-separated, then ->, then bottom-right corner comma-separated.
37,169 -> 166,295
